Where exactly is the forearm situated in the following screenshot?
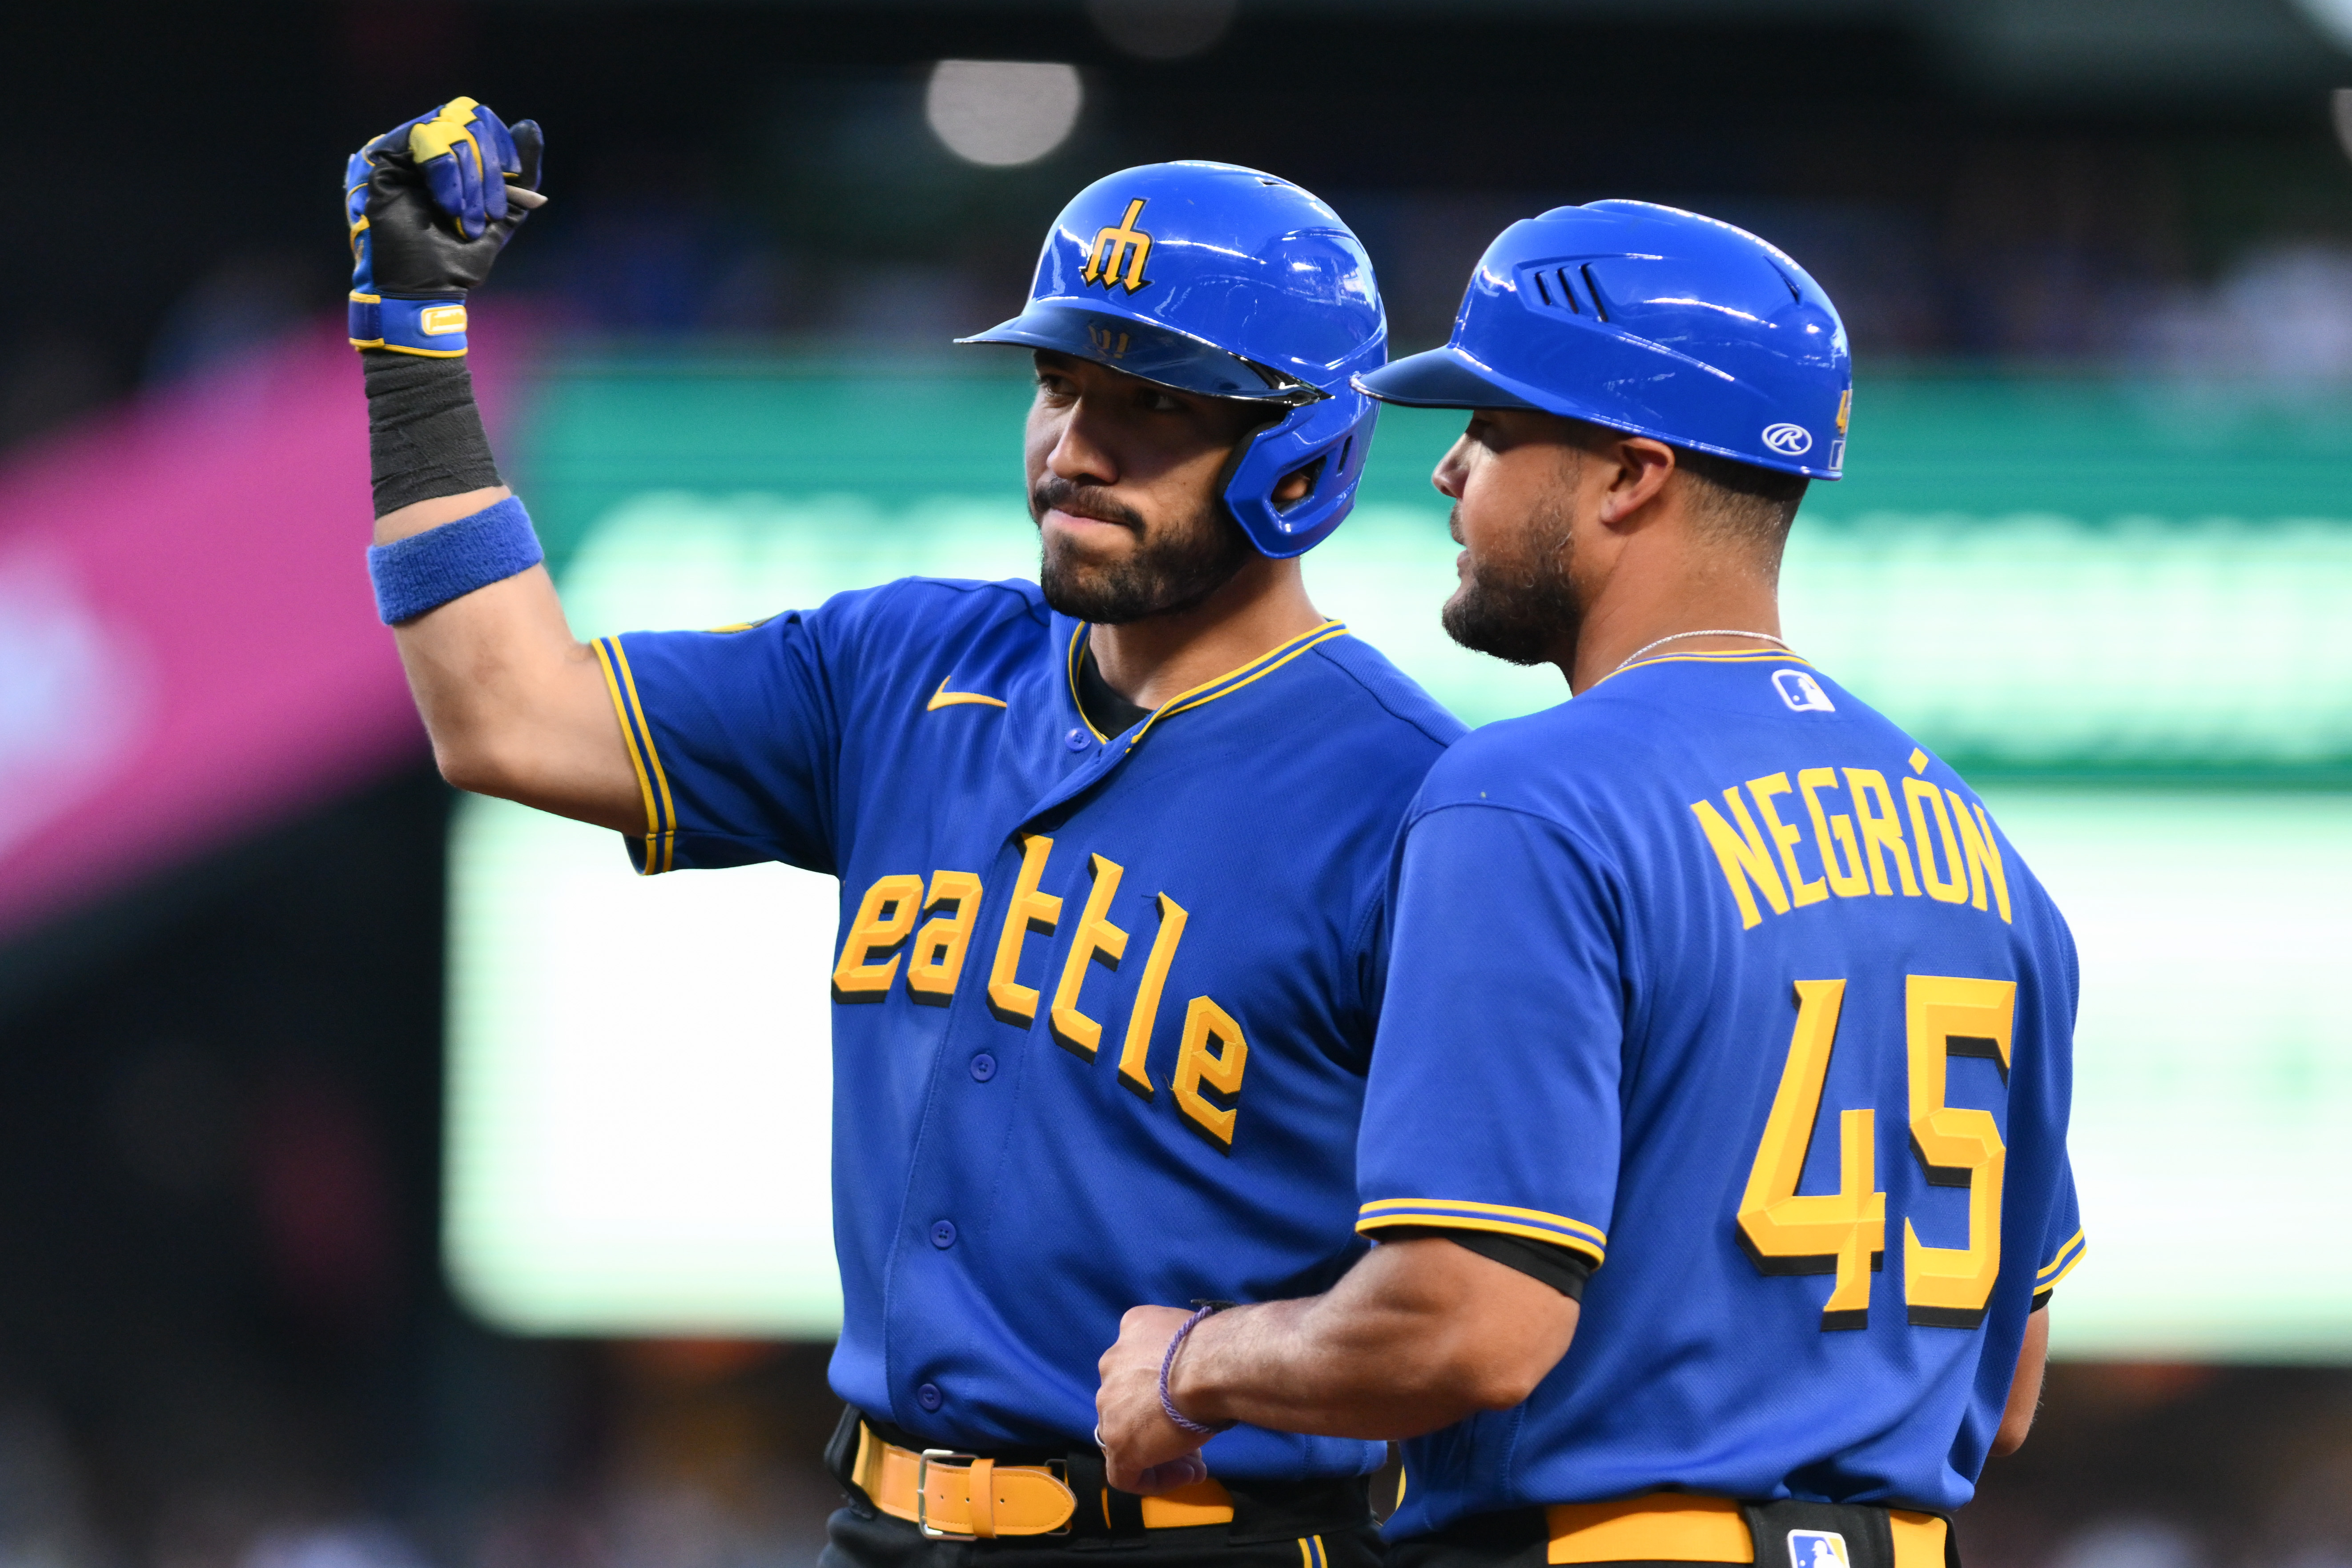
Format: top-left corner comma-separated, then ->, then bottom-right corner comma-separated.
360,356 -> 637,828
1172,1241 -> 1578,1442
1174,1303 -> 1492,1441
376,482 -> 510,544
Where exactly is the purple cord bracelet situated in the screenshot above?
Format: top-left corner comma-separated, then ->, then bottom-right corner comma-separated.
1159,1302 -> 1237,1439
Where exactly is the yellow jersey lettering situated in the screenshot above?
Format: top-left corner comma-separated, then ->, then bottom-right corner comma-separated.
1748,773 -> 1827,908
1903,975 -> 2015,1328
832,873 -> 925,1003
1172,995 -> 1247,1153
986,834 -> 1063,1027
1117,892 -> 1189,1101
1797,766 -> 1871,898
1903,777 -> 1969,905
1737,969 -> 2016,1333
1049,854 -> 1130,1060
1946,792 -> 2013,924
907,869 -> 985,1004
1690,789 -> 1792,930
1843,769 -> 1920,897
1736,978 -> 1885,1329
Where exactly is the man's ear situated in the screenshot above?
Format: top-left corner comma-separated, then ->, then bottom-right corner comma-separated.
1272,464 -> 1317,505
1596,436 -> 1677,526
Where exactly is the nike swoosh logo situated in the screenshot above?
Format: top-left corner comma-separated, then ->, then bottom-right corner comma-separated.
927,679 -> 1008,712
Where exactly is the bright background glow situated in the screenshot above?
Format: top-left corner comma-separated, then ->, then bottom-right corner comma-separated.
446,364 -> 2352,1357
1999,790 -> 2352,1358
924,60 -> 1082,167
447,803 -> 839,1335
2294,0 -> 2352,51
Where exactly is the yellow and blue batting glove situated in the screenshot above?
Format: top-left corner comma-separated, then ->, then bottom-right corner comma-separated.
344,97 -> 544,357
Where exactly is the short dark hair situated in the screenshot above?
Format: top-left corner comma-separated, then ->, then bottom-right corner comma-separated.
1673,445 -> 1809,566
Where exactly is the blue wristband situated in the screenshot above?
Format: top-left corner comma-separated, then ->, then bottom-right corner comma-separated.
368,495 -> 543,624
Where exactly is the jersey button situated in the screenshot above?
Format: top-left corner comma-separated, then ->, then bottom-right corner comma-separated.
930,1219 -> 957,1249
969,1053 -> 997,1082
1064,726 -> 1090,751
917,1382 -> 943,1412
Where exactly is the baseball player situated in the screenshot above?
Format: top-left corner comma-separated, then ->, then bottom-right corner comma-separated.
344,101 -> 1462,1568
1096,203 -> 2085,1568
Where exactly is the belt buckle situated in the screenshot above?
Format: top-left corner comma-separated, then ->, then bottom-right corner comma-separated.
917,1450 -> 980,1540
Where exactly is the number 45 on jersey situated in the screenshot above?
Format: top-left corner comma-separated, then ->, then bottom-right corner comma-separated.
1738,975 -> 2013,1331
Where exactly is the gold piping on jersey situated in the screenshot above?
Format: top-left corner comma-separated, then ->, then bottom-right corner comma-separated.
594,636 -> 678,874
1064,620 -> 1351,749
2037,1228 -> 2087,1291
1356,1196 -> 1608,1267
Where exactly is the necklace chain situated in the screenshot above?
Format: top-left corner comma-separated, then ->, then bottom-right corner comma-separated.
1609,627 -> 1793,678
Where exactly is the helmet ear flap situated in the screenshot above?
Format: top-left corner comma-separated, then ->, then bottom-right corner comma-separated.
1220,393 -> 1379,559
1282,451 -> 1328,506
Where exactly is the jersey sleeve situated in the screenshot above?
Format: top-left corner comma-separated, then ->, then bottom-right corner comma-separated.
2030,1155 -> 2085,1310
591,605 -> 848,878
1355,802 -> 1626,1271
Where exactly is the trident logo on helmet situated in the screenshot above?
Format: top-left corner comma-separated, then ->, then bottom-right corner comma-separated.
1081,198 -> 1154,293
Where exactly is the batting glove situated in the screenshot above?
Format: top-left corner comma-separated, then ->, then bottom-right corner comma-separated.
345,97 -> 545,357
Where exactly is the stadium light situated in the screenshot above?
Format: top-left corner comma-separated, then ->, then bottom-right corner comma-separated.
924,60 -> 1082,167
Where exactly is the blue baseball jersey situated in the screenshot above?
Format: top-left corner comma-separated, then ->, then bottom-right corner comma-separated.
592,576 -> 1462,1480
1357,651 -> 2084,1535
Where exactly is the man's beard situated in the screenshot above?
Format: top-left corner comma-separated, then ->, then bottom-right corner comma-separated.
1440,494 -> 1583,667
1032,475 -> 1254,624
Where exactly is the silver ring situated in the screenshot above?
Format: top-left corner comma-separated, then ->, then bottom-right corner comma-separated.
1094,1424 -> 1107,1451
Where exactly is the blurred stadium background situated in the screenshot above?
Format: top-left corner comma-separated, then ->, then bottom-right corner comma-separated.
7,0 -> 2352,1564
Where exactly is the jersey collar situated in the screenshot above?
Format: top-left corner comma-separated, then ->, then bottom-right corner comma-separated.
1063,620 -> 1350,749
1589,647 -> 1814,691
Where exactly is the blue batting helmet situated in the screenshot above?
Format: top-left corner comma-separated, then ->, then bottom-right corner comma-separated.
1358,200 -> 1850,479
960,161 -> 1387,557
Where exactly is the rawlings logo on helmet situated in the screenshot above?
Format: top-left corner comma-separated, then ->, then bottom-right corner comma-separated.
1761,422 -> 1813,455
1081,198 -> 1154,294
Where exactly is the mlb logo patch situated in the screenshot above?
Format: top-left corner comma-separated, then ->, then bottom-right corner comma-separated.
1773,668 -> 1836,713
1787,1530 -> 1851,1568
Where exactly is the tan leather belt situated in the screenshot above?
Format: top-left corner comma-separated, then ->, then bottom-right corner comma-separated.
1546,1493 -> 1947,1568
850,1421 -> 1235,1540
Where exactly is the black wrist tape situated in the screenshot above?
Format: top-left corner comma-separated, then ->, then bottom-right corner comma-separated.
362,351 -> 504,517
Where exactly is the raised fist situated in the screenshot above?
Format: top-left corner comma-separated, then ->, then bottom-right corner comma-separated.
345,98 -> 545,356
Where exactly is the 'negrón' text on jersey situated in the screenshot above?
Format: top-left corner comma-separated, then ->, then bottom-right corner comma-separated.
1689,759 -> 2012,931
828,833 -> 1247,1151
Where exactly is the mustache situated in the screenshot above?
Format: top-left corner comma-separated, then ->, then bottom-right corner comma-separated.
1448,503 -> 1464,545
1033,476 -> 1146,533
